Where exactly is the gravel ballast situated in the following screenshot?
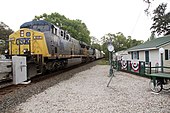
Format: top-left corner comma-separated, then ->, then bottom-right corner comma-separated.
9,65 -> 170,113
0,61 -> 97,113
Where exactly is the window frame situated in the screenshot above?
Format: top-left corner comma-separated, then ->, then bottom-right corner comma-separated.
165,49 -> 168,60
131,51 -> 139,60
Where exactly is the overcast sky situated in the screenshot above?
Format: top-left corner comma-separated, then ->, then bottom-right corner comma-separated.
0,0 -> 169,41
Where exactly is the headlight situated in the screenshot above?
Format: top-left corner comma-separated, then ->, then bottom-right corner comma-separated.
5,49 -> 8,53
23,49 -> 27,53
20,30 -> 24,37
34,36 -> 42,39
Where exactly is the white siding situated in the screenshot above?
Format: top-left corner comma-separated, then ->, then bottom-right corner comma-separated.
139,51 -> 145,61
149,49 -> 159,67
162,44 -> 170,72
128,43 -> 170,73
130,51 -> 143,63
115,50 -> 131,61
130,50 -> 159,66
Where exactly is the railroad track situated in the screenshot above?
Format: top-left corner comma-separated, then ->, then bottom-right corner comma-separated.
0,60 -> 97,96
0,79 -> 12,85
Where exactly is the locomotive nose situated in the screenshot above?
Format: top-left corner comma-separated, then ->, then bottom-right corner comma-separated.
9,29 -> 32,55
9,28 -> 48,56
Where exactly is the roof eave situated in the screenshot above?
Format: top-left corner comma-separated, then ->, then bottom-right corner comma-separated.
127,47 -> 157,52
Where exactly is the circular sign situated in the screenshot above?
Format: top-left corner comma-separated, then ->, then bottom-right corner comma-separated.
107,44 -> 114,52
159,47 -> 164,54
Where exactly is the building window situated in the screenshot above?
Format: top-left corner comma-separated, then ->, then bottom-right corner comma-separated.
131,52 -> 133,59
51,26 -> 55,34
60,30 -> 64,37
131,51 -> 139,59
53,28 -> 55,34
55,47 -> 57,53
165,49 -> 168,60
55,29 -> 58,35
145,51 -> 149,62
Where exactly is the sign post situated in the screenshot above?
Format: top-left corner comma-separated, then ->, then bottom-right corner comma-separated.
107,44 -> 114,77
107,42 -> 115,87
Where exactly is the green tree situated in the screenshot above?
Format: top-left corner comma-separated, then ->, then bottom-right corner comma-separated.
101,32 -> 143,59
151,3 -> 170,36
102,32 -> 143,52
101,42 -> 109,60
112,32 -> 127,52
0,22 -> 13,54
143,1 -> 170,36
147,32 -> 156,41
101,35 -> 109,44
91,43 -> 101,51
143,0 -> 154,15
130,39 -> 143,47
34,13 -> 91,44
0,22 -> 13,41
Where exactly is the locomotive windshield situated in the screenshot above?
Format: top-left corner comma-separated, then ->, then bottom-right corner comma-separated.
32,25 -> 50,32
20,20 -> 51,32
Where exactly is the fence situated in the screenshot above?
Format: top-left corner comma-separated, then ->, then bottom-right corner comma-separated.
112,60 -> 170,76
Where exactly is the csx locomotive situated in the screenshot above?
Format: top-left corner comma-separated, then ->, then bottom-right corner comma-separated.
8,20 -> 103,78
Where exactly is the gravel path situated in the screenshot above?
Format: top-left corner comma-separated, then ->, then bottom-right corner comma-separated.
10,65 -> 170,113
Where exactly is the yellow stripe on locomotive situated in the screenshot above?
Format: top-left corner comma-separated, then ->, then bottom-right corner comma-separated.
9,28 -> 50,57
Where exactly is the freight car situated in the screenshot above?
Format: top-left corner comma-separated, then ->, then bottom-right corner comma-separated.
6,20 -> 103,79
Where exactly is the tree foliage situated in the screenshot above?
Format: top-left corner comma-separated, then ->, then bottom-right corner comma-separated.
151,3 -> 170,36
101,32 -> 143,59
0,22 -> 13,54
143,1 -> 170,36
34,13 -> 91,44
147,32 -> 156,41
143,0 -> 154,15
0,22 -> 13,41
101,32 -> 143,52
91,43 -> 101,51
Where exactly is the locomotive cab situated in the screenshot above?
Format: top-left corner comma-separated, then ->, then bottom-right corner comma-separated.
8,21 -> 52,78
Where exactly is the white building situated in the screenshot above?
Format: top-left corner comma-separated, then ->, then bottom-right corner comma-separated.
115,50 -> 130,61
127,35 -> 170,73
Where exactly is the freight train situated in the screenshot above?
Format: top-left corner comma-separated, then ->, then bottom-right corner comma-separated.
5,20 -> 104,79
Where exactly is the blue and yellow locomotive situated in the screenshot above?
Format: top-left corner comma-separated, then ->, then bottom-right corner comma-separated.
8,20 -> 100,78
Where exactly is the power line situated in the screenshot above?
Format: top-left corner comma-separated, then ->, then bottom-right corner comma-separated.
130,5 -> 145,36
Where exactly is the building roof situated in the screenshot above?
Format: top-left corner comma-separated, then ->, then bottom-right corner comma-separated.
128,35 -> 170,51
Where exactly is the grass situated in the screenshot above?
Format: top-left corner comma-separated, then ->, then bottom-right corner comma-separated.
97,59 -> 109,65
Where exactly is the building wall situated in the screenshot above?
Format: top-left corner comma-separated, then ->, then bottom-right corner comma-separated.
149,49 -> 159,67
126,42 -> 170,73
130,50 -> 158,65
162,44 -> 170,72
130,51 -> 145,63
116,50 -> 131,61
139,51 -> 145,61
129,49 -> 165,73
